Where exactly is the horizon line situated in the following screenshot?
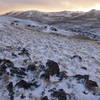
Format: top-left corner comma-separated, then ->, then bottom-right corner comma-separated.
1,8 -> 100,15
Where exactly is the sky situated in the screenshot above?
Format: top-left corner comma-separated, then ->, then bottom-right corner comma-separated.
0,0 -> 100,14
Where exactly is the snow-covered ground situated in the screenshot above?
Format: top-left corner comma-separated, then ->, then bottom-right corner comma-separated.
0,16 -> 100,100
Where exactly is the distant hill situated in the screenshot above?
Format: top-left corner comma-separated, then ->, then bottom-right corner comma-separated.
1,9 -> 100,24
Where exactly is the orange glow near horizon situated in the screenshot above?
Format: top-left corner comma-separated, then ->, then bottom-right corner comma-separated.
0,4 -> 100,14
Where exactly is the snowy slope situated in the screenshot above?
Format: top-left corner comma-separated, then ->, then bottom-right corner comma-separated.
0,16 -> 100,100
2,10 -> 100,41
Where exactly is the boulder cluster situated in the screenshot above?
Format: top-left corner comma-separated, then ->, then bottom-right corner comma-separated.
0,59 -> 99,100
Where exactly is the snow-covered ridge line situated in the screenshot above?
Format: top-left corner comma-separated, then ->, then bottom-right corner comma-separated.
2,9 -> 100,22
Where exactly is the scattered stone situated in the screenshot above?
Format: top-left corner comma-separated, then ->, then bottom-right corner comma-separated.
20,94 -> 26,99
48,88 -> 56,92
11,22 -> 14,25
85,80 -> 98,90
32,81 -> 40,88
40,72 -> 50,81
41,96 -> 48,100
12,53 -> 17,57
74,74 -> 89,84
0,59 -> 14,75
57,71 -> 68,81
23,59 -> 29,64
51,89 -> 67,100
71,55 -> 82,62
0,58 -> 99,100
27,64 -> 37,71
15,80 -> 33,89
83,91 -> 88,95
50,27 -> 58,31
0,59 -> 14,68
27,24 -> 31,27
7,82 -> 14,100
32,25 -> 36,27
13,20 -> 19,23
18,48 -> 30,57
74,74 -> 89,81
11,21 -> 18,25
10,67 -> 27,76
15,80 -> 39,89
46,60 -> 60,76
93,87 -> 100,95
39,64 -> 46,71
81,67 -> 87,70
44,26 -> 47,29
34,61 -> 38,64
20,68 -> 26,72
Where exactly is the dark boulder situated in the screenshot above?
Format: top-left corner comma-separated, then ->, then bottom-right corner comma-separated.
39,64 -> 46,71
0,59 -> 14,68
44,26 -> 47,29
50,27 -> 58,31
74,74 -> 89,83
7,82 -> 14,100
0,59 -> 14,75
51,89 -> 67,100
81,67 -> 87,70
41,96 -> 49,100
15,80 -> 39,89
27,24 -> 31,27
20,94 -> 26,99
46,60 -> 60,76
74,74 -> 89,81
12,53 -> 17,57
57,71 -> 68,81
85,80 -> 98,90
10,67 -> 27,77
11,22 -> 14,25
15,80 -> 33,89
40,72 -> 50,81
20,68 -> 26,72
27,64 -> 37,71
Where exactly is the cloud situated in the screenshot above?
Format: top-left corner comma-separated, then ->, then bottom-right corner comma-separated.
0,0 -> 100,13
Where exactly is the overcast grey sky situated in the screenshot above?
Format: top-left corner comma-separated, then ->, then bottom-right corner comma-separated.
0,0 -> 100,13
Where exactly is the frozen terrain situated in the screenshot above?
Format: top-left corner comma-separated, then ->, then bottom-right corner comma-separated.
2,9 -> 100,41
0,10 -> 100,100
